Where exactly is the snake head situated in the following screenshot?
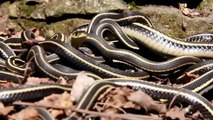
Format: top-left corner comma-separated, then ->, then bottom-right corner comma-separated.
70,31 -> 88,48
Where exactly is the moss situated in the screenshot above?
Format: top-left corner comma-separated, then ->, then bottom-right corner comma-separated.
127,1 -> 140,10
12,19 -> 47,33
198,0 -> 212,10
0,1 -> 11,14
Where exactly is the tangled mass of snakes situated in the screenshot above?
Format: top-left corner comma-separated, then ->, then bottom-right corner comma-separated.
1,10 -> 213,119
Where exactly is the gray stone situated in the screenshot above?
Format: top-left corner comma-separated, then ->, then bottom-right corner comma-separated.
44,0 -> 127,17
30,7 -> 46,19
9,3 -> 19,18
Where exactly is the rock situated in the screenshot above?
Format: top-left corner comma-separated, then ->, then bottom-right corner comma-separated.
24,0 -> 49,4
43,18 -> 89,37
5,0 -> 127,19
44,0 -> 127,17
1,0 -> 213,39
30,7 -> 46,19
138,6 -> 213,38
9,3 -> 19,18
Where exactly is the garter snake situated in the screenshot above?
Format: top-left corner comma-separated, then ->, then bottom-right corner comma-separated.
71,31 -> 202,73
1,77 -> 212,119
0,11 -> 213,120
0,36 -> 6,41
51,33 -> 66,42
35,108 -> 55,120
177,60 -> 213,82
4,37 -> 23,49
21,29 -> 35,41
87,11 -> 154,34
184,33 -> 213,43
3,30 -> 34,53
5,53 -> 61,77
0,70 -> 24,83
67,78 -> 213,120
122,23 -> 213,58
5,56 -> 35,75
0,83 -> 72,103
72,14 -> 213,58
93,19 -> 139,50
27,45 -> 102,80
72,11 -> 154,50
0,41 -> 16,60
38,39 -> 149,79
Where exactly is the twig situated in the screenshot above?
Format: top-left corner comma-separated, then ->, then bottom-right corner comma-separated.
13,101 -> 162,120
95,102 -> 127,114
168,90 -> 181,109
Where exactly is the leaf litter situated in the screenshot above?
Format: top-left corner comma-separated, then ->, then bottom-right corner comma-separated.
0,68 -> 210,120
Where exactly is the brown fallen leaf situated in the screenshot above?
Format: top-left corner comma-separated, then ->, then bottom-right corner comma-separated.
25,77 -> 52,84
37,92 -> 73,108
103,87 -> 138,109
165,107 -> 186,120
98,87 -> 114,101
37,92 -> 73,118
58,76 -> 69,84
0,81 -> 14,89
0,102 -> 14,116
127,90 -> 167,113
94,87 -> 139,114
150,114 -> 163,120
70,71 -> 95,102
123,101 -> 139,109
191,111 -> 203,120
9,107 -> 39,120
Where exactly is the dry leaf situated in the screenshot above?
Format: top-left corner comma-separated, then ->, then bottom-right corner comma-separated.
0,82 -> 13,89
37,92 -> 73,108
38,92 -> 73,118
191,111 -> 203,119
100,108 -> 121,120
58,76 -> 69,84
150,114 -> 162,120
37,92 -> 73,118
25,77 -> 51,84
123,101 -> 140,109
95,87 -> 140,114
111,94 -> 128,108
165,107 -> 186,120
9,107 -> 39,120
0,102 -> 14,116
98,87 -> 114,101
70,71 -> 95,102
127,91 -> 167,113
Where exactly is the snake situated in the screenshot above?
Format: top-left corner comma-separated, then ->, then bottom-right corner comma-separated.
0,10 -> 213,119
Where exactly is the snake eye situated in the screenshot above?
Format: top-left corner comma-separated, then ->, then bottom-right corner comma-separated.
71,31 -> 87,39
